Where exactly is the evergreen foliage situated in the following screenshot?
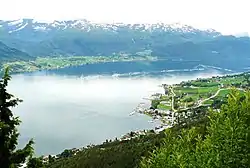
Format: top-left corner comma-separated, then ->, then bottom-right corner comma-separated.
0,68 -> 34,168
140,90 -> 250,168
27,157 -> 44,168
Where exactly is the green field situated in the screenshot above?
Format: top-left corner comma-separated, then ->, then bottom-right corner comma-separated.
1,55 -> 157,73
151,73 -> 249,112
203,99 -> 214,105
157,104 -> 171,110
190,81 -> 220,87
174,86 -> 218,94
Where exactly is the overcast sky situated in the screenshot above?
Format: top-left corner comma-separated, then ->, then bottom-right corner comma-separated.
0,0 -> 249,35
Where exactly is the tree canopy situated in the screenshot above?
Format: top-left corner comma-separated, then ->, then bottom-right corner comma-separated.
140,90 -> 250,168
0,68 -> 34,168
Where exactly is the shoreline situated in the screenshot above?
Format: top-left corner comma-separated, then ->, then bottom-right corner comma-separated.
1,55 -> 157,74
38,71 -> 249,162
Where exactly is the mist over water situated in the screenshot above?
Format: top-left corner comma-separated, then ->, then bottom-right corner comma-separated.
8,70 -> 223,155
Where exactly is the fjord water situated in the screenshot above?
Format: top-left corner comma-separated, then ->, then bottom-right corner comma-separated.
11,74 -> 163,155
8,62 -> 228,156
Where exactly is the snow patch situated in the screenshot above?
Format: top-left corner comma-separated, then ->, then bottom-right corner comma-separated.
50,21 -> 60,27
144,24 -> 151,30
8,19 -> 23,26
32,19 -> 55,23
1,19 -> 222,35
33,26 -> 47,31
9,23 -> 28,33
169,22 -> 185,29
71,20 -> 87,27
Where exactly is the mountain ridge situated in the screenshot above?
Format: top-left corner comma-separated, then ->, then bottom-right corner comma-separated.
0,18 -> 223,57
0,41 -> 32,62
0,19 -> 220,35
0,18 -> 250,71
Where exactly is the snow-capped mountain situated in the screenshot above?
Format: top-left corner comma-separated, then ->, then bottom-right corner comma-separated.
0,18 -> 232,58
0,41 -> 32,61
0,18 -> 220,36
1,18 -> 250,71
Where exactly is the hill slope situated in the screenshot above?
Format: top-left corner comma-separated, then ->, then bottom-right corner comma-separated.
0,19 -> 250,71
0,19 -> 221,56
45,73 -> 250,168
0,41 -> 32,62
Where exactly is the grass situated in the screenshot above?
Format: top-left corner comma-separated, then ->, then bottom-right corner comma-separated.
157,104 -> 171,110
156,74 -> 247,112
219,77 -> 244,85
2,55 -> 158,73
159,95 -> 169,101
190,81 -> 220,87
217,89 -> 231,97
203,99 -> 214,105
175,86 -> 218,95
197,87 -> 218,94
174,87 -> 198,94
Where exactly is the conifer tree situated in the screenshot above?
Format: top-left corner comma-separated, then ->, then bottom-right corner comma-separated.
243,73 -> 250,86
27,157 -> 44,168
0,68 -> 34,168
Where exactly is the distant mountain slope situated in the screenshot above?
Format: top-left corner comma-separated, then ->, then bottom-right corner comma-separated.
0,19 -> 250,70
0,41 -> 32,62
153,36 -> 250,59
0,19 -> 221,56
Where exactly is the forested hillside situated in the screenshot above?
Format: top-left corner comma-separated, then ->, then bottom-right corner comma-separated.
141,90 -> 250,168
0,41 -> 32,62
45,72 -> 250,168
45,90 -> 250,168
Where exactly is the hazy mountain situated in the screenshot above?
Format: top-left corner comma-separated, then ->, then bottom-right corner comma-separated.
0,41 -> 32,62
0,19 -> 221,56
0,19 -> 250,70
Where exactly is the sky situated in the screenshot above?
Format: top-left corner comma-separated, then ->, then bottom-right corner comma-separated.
0,0 -> 249,35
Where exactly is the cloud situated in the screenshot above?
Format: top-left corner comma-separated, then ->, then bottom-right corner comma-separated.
0,0 -> 249,35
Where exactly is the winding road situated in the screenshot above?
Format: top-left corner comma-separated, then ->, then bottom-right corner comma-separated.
198,88 -> 226,106
169,87 -> 229,112
169,86 -> 177,112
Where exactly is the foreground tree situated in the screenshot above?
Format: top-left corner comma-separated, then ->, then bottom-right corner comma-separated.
0,68 -> 34,168
27,157 -> 44,168
243,73 -> 250,87
141,90 -> 250,168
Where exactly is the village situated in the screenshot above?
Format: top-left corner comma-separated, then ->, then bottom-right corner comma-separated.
135,72 -> 250,131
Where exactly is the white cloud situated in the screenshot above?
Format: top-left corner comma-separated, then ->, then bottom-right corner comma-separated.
0,0 -> 249,35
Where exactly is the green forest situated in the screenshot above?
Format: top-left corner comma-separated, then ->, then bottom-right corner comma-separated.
0,69 -> 249,168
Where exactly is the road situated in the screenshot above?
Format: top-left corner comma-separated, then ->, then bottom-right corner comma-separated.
198,88 -> 226,106
166,87 -> 226,126
156,86 -> 246,129
169,87 -> 228,112
169,86 -> 176,112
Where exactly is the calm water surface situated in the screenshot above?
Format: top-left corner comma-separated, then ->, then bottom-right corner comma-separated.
8,66 -> 224,155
